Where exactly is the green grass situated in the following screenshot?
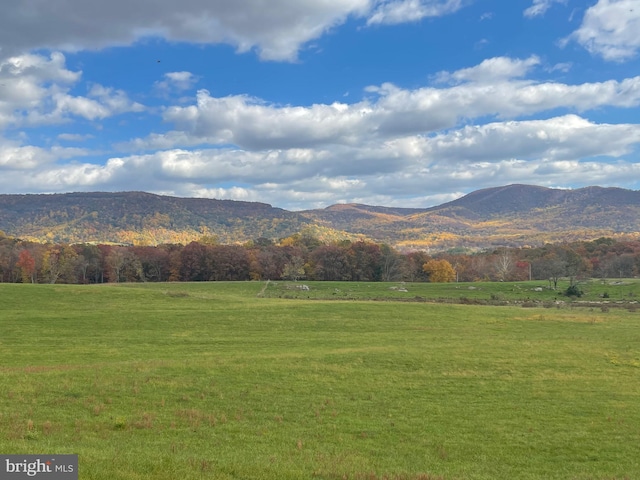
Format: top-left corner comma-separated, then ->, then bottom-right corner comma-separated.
1,282 -> 639,479
262,278 -> 640,305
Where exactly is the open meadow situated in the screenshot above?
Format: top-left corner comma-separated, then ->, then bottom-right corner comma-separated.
1,281 -> 639,479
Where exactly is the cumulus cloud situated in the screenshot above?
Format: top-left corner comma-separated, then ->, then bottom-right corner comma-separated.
0,52 -> 143,128
0,0 -> 473,63
52,84 -> 144,121
5,112 -> 639,209
157,92 -> 375,150
0,0 -> 337,61
120,58 -> 640,153
0,52 -> 79,128
408,115 -> 640,163
337,74 -> 640,129
0,138 -> 89,170
567,0 -> 640,61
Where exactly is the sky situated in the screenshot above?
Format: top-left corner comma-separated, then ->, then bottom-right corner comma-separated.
0,0 -> 639,211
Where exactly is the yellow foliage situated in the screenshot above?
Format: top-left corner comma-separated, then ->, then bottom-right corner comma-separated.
423,259 -> 456,282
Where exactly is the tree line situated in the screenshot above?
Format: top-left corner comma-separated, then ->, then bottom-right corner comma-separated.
0,230 -> 638,285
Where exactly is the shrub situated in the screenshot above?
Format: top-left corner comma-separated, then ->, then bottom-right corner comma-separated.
564,285 -> 583,298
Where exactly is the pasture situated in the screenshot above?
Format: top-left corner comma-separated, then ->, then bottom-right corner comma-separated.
1,281 -> 639,479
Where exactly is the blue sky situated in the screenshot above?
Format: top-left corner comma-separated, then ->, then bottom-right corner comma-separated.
0,0 -> 639,210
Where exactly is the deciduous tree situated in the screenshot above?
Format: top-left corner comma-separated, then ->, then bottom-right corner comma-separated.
17,249 -> 36,283
41,244 -> 78,284
423,259 -> 456,283
282,256 -> 306,281
493,249 -> 515,281
309,245 -> 351,281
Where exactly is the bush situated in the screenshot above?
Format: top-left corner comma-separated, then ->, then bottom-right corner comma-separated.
564,285 -> 583,298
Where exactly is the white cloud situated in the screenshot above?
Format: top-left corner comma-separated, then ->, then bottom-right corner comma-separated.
154,72 -> 199,94
120,58 -> 640,153
523,0 -> 567,18
87,84 -> 145,115
367,0 -> 464,25
0,52 -> 79,128
155,91 -> 375,150
0,138 -> 89,170
0,0 -> 471,62
434,56 -> 541,84
410,115 -> 640,163
363,74 -> 640,128
0,53 -> 144,128
0,0 -> 404,63
6,112 -> 639,210
52,85 -> 144,121
0,144 -> 55,170
567,0 -> 640,61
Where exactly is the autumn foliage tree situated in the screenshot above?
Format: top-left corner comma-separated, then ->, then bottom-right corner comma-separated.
423,259 -> 456,283
309,245 -> 352,281
0,231 -> 638,285
17,249 -> 36,283
41,244 -> 78,284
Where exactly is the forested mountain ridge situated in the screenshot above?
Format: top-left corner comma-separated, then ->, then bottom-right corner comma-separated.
0,191 -> 313,245
301,185 -> 640,250
0,185 -> 638,250
426,184 -> 640,218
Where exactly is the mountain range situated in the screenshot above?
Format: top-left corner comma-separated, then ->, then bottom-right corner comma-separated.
0,184 -> 638,251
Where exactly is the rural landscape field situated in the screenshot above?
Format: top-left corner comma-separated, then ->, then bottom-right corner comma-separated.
2,0 -> 640,478
2,280 -> 639,479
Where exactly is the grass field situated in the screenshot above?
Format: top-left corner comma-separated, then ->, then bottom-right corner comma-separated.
1,281 -> 639,479
261,279 -> 640,305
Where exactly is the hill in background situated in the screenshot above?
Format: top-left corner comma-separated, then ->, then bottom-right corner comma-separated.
0,192 -> 312,245
301,185 -> 640,250
0,185 -> 638,250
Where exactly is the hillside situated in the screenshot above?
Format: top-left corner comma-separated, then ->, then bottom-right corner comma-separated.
0,185 -> 638,249
300,184 -> 640,250
0,192 -> 313,245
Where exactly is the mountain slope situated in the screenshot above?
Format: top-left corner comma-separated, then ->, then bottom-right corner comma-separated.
426,184 -> 639,218
417,184 -> 640,233
0,185 -> 638,249
300,185 -> 640,250
0,191 -> 314,245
